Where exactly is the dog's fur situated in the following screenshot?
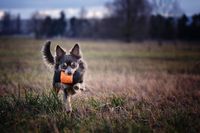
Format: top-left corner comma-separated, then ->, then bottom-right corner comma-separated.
42,41 -> 87,112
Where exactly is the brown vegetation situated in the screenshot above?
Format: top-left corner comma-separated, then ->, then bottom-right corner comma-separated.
0,37 -> 199,132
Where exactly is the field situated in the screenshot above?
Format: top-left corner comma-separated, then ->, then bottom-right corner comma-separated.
0,37 -> 200,132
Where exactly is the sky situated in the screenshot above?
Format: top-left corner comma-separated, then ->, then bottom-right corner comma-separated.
0,0 -> 199,19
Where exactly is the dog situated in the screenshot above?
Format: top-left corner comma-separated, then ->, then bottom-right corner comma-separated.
42,41 -> 87,112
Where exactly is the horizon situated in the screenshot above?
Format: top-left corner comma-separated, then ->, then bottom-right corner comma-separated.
0,0 -> 199,19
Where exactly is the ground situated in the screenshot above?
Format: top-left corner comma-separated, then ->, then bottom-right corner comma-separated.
0,37 -> 200,132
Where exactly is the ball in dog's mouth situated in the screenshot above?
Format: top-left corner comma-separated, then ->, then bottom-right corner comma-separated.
60,71 -> 73,84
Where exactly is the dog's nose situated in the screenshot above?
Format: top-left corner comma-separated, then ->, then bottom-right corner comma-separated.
67,71 -> 72,75
65,68 -> 72,75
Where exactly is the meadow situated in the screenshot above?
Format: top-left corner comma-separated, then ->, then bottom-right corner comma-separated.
0,37 -> 200,132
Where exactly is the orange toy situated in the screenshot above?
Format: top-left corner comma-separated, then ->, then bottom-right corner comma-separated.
60,71 -> 73,84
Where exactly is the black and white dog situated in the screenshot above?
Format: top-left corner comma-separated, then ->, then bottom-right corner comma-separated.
42,41 -> 87,112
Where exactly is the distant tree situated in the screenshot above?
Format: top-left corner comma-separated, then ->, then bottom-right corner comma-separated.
151,0 -> 183,17
107,0 -> 152,42
16,14 -> 21,34
151,0 -> 183,44
149,15 -> 165,41
56,11 -> 67,36
163,17 -> 175,40
79,7 -> 87,19
69,17 -> 78,37
190,14 -> 200,40
177,14 -> 188,39
0,13 -> 21,35
78,8 -> 96,38
30,11 -> 67,38
42,16 -> 53,37
30,12 -> 43,38
1,12 -> 12,35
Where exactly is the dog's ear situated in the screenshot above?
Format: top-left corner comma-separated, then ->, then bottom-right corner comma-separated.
70,44 -> 82,59
56,45 -> 65,58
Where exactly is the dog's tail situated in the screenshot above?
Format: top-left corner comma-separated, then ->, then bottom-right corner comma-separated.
42,41 -> 54,65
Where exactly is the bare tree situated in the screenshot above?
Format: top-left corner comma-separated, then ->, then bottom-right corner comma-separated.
1,12 -> 12,35
107,0 -> 152,42
150,0 -> 183,45
30,12 -> 43,38
57,11 -> 67,36
150,0 -> 183,17
16,14 -> 21,34
79,7 -> 87,19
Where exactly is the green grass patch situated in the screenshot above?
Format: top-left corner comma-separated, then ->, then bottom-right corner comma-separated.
0,91 -> 199,132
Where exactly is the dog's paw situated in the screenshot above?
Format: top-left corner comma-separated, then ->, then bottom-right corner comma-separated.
80,86 -> 86,91
73,84 -> 80,90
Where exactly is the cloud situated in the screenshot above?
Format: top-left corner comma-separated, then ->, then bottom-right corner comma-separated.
0,0 -> 112,9
85,6 -> 108,19
0,10 -> 4,18
0,6 -> 109,19
38,6 -> 108,19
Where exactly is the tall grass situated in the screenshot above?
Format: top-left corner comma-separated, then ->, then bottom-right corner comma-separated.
0,37 -> 199,132
0,90 -> 199,132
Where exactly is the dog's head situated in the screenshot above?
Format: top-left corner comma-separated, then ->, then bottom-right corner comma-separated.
55,44 -> 82,75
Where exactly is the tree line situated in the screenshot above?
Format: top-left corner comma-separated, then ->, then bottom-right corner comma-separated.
0,0 -> 199,42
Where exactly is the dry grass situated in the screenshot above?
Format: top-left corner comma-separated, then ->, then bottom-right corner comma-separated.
0,37 -> 200,132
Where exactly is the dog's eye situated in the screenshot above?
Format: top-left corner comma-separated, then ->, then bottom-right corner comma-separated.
71,62 -> 77,68
62,63 -> 67,68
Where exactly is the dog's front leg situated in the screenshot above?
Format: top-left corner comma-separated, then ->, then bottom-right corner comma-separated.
73,83 -> 85,91
63,92 -> 72,113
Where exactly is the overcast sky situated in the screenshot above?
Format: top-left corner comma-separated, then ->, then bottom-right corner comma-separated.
0,0 -> 110,9
0,0 -> 199,19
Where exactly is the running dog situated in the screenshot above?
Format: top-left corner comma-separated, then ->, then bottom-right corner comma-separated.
42,41 -> 87,112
